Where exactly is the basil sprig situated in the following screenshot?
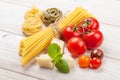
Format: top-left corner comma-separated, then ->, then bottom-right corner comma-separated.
48,43 -> 70,73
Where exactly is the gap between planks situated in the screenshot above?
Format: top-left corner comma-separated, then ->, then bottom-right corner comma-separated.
0,0 -> 30,8
0,0 -> 120,27
0,21 -> 120,37
0,1 -> 120,80
0,23 -> 120,62
0,29 -> 24,37
0,68 -> 42,80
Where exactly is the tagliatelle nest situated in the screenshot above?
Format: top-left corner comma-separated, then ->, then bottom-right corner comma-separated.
22,6 -> 43,36
22,17 -> 43,36
24,6 -> 43,19
42,8 -> 63,26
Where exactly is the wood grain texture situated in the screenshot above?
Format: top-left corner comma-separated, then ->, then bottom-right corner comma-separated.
76,0 -> 120,26
0,23 -> 120,60
0,69 -> 38,80
0,0 -> 120,80
0,0 -> 120,26
0,0 -> 120,35
0,1 -> 76,35
0,2 -> 28,35
0,23 -> 120,80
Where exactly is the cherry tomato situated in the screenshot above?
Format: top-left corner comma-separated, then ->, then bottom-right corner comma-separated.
62,26 -> 83,41
67,37 -> 87,57
78,55 -> 90,68
91,49 -> 104,59
83,30 -> 103,49
90,57 -> 102,69
82,17 -> 99,31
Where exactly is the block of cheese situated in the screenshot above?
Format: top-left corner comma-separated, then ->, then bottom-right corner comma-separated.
51,38 -> 64,54
62,54 -> 74,69
36,54 -> 54,69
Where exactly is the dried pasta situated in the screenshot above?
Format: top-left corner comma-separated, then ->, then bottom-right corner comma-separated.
58,7 -> 95,31
19,7 -> 94,65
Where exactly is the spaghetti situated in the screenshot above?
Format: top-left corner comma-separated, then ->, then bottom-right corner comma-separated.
19,7 -> 94,65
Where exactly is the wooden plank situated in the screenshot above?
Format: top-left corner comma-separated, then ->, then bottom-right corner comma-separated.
0,0 -> 120,26
0,23 -> 120,80
0,69 -> 38,80
0,0 -> 76,9
0,0 -> 120,36
0,0 -> 77,12
99,24 -> 120,60
0,2 -> 28,35
0,51 -> 120,80
0,1 -> 120,79
0,23 -> 120,60
0,1 -> 76,35
76,0 -> 120,26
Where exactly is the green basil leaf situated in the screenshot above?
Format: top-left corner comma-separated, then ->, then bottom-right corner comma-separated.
48,43 -> 61,59
55,54 -> 63,61
55,59 -> 70,73
52,54 -> 63,63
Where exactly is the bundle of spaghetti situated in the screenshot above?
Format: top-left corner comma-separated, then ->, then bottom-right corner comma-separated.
19,6 -> 94,66
20,27 -> 54,65
58,7 -> 94,31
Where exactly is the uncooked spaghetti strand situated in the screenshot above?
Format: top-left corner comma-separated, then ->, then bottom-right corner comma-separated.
22,27 -> 53,56
19,27 -> 51,56
58,7 -> 80,27
22,27 -> 51,51
70,10 -> 93,25
59,8 -> 84,30
21,32 -> 54,65
58,7 -> 82,30
68,9 -> 86,25
22,29 -> 46,47
58,8 -> 82,30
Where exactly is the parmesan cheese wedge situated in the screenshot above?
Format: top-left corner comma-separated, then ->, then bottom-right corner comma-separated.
62,54 -> 74,69
36,54 -> 54,69
51,38 -> 64,54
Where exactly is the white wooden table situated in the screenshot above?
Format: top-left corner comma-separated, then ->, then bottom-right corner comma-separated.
0,0 -> 120,80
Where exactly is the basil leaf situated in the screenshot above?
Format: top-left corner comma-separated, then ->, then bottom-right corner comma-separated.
55,59 -> 70,73
52,53 -> 63,63
55,54 -> 63,61
48,43 -> 61,59
52,54 -> 63,63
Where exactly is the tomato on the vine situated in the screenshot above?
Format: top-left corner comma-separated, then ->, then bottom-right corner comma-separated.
62,26 -> 83,41
83,30 -> 103,49
82,17 -> 99,31
67,37 -> 87,57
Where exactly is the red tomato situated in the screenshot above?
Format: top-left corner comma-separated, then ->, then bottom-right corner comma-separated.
62,26 -> 83,41
83,30 -> 103,49
82,17 -> 99,31
78,55 -> 90,68
90,57 -> 102,69
67,37 -> 87,57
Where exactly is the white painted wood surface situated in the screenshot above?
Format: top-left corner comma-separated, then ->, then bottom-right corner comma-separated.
0,69 -> 38,80
0,0 -> 120,80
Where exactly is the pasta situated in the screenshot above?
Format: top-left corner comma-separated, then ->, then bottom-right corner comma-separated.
24,6 -> 43,19
58,7 -> 94,31
20,27 -> 54,65
22,17 -> 43,36
22,6 -> 43,36
19,7 -> 94,66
